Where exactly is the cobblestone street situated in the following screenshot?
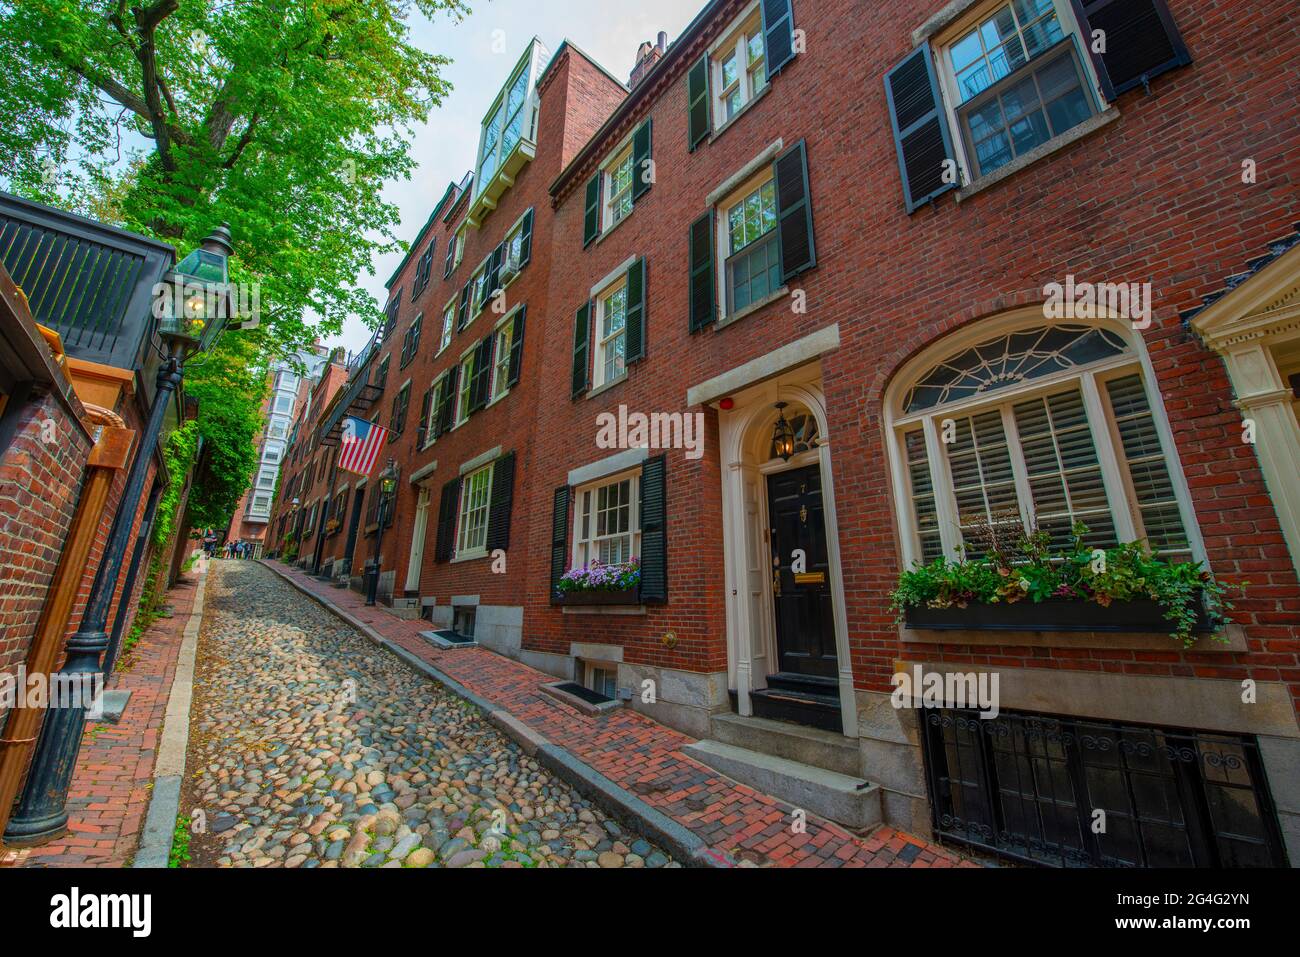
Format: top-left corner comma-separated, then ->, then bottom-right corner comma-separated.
184,560 -> 675,868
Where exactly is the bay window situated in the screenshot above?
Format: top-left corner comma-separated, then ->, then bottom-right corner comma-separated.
891,321 -> 1195,565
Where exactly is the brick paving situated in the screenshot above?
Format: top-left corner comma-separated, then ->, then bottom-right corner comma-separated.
269,561 -> 977,868
1,566 -> 200,868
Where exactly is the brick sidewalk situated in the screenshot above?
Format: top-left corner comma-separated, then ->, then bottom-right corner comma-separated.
271,562 -> 976,869
1,568 -> 201,868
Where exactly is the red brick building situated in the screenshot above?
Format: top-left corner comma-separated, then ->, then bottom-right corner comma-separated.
269,0 -> 1300,867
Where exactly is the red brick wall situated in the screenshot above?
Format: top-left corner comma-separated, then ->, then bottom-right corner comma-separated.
521,0 -> 1300,708
0,392 -> 93,725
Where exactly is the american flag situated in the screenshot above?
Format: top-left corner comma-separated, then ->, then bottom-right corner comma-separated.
338,416 -> 389,475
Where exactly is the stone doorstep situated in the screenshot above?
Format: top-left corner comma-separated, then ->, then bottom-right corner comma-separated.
538,681 -> 623,717
683,739 -> 883,832
708,712 -> 860,777
419,630 -> 479,650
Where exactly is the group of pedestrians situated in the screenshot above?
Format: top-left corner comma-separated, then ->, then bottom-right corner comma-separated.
202,534 -> 255,560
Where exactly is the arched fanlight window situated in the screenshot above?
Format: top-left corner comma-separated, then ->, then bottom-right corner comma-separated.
890,321 -> 1193,565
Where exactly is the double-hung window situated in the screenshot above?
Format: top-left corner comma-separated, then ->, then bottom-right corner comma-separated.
471,260 -> 490,317
439,299 -> 455,354
491,316 -> 515,402
605,146 -> 635,230
722,173 -> 780,314
453,224 -> 466,271
939,0 -> 1098,180
500,216 -> 527,285
890,320 -> 1194,565
572,472 -> 640,567
712,5 -> 768,126
455,463 -> 494,558
594,279 -> 628,389
390,382 -> 410,437
455,350 -> 476,425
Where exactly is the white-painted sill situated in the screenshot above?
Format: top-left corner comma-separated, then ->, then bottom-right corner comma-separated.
585,373 -> 627,400
716,285 -> 789,331
708,84 -> 771,147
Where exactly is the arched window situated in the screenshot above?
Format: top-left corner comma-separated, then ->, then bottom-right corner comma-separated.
888,320 -> 1194,564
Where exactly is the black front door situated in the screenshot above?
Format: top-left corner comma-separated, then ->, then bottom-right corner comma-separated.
767,464 -> 837,678
343,486 -> 365,570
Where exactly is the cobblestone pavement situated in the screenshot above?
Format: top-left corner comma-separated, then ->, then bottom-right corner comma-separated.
185,560 -> 675,868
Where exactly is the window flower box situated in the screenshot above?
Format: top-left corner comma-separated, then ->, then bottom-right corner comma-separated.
554,559 -> 641,605
904,595 -> 1215,634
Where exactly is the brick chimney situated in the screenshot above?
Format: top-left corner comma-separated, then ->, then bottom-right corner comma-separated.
629,31 -> 668,90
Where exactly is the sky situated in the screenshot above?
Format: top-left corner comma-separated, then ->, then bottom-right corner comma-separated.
331,0 -> 706,357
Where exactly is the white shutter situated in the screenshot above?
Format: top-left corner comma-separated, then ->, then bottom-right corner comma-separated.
1105,374 -> 1191,555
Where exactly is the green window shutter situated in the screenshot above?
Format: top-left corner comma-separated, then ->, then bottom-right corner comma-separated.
688,210 -> 715,332
884,43 -> 958,213
444,236 -> 455,278
583,174 -> 601,247
761,0 -> 797,77
638,454 -> 667,603
456,280 -> 471,330
519,208 -> 534,267
625,258 -> 647,364
485,451 -> 517,551
549,485 -> 570,601
774,139 -> 816,281
1070,0 -> 1190,100
687,54 -> 710,151
507,305 -> 526,387
571,301 -> 591,398
631,118 -> 653,203
434,477 -> 461,561
437,365 -> 459,434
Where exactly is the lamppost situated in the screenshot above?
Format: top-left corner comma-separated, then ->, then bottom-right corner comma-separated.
365,459 -> 399,606
5,225 -> 238,846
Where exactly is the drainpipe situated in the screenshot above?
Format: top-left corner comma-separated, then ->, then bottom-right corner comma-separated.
0,412 -> 134,842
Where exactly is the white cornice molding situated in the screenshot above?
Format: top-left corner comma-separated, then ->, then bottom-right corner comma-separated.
1191,244 -> 1300,352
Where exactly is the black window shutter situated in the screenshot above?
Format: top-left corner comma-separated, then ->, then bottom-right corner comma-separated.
639,454 -> 667,603
430,377 -> 445,441
488,242 -> 504,301
519,208 -> 534,267
884,43 -> 958,213
688,210 -> 715,332
507,305 -> 526,387
631,118 -> 653,203
437,365 -> 459,435
416,386 -> 432,449
774,139 -> 816,281
1070,0 -> 1191,100
456,280 -> 471,330
624,257 -> 646,364
435,477 -> 461,561
485,451 -> 516,551
761,0 -> 796,77
583,174 -> 601,247
444,237 -> 455,278
470,334 -> 494,412
571,301 -> 591,398
550,485 -> 570,601
687,54 -> 710,151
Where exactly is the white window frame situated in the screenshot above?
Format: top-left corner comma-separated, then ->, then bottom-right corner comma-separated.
454,462 -> 494,559
592,275 -> 629,390
602,143 -> 635,233
570,470 -> 641,568
273,395 -> 294,415
499,211 -> 529,287
489,309 -> 518,404
439,297 -> 456,355
453,222 -> 467,270
262,441 -> 284,465
470,258 -> 490,319
709,2 -> 769,130
717,167 -> 781,319
932,0 -> 1105,187
455,346 -> 476,426
884,316 -> 1205,569
473,40 -> 544,198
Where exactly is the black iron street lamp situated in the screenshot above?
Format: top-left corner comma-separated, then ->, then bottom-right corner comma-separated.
365,459 -> 400,606
5,225 -> 239,845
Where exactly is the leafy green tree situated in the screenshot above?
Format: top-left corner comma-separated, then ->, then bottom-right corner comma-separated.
0,0 -> 465,529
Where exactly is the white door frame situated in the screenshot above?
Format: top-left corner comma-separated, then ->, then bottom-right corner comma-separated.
718,375 -> 858,738
405,487 -> 431,593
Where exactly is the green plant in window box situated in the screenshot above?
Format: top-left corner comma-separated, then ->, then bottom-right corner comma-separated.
889,521 -> 1242,646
